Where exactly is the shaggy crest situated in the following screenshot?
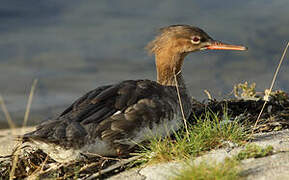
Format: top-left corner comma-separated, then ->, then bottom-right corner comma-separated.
146,25 -> 212,54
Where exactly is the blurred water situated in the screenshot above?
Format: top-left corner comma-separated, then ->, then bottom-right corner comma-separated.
0,0 -> 289,128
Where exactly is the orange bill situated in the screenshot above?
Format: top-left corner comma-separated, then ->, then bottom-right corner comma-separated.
206,41 -> 247,51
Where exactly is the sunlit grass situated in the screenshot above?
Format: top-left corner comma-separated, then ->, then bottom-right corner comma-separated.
173,158 -> 241,180
234,144 -> 274,161
173,144 -> 274,180
135,109 -> 249,164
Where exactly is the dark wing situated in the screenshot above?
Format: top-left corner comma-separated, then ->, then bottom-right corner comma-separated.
23,80 -> 174,149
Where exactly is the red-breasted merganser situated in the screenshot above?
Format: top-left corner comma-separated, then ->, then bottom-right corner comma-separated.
23,25 -> 247,162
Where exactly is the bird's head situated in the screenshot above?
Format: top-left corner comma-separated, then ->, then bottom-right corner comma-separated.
147,25 -> 247,85
147,25 -> 247,55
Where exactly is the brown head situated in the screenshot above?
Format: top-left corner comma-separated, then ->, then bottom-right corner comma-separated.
147,25 -> 247,85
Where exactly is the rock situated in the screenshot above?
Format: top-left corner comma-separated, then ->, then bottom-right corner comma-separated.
109,129 -> 289,180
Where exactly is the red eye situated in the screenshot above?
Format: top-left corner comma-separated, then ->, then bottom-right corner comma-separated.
191,36 -> 201,44
193,36 -> 200,42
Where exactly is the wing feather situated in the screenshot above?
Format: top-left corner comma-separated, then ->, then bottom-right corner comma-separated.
23,80 -> 175,150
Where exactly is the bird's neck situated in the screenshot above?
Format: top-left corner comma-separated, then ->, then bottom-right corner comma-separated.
155,49 -> 187,87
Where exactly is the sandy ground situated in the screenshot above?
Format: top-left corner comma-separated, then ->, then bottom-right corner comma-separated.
0,127 -> 35,157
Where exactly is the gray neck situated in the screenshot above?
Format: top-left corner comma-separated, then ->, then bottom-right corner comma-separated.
164,72 -> 192,119
154,50 -> 191,113
173,72 -> 190,99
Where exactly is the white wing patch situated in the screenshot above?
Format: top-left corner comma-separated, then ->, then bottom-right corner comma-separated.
29,138 -> 117,163
134,116 -> 183,142
113,110 -> 122,115
114,114 -> 183,147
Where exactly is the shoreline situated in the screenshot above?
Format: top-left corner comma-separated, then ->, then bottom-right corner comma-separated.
0,126 -> 35,156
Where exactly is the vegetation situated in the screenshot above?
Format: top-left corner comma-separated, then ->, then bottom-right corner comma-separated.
173,158 -> 241,180
135,109 -> 248,164
173,144 -> 274,180
1,83 -> 288,179
234,81 -> 257,100
234,144 -> 274,161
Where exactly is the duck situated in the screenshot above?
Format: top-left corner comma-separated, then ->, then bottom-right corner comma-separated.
23,25 -> 247,163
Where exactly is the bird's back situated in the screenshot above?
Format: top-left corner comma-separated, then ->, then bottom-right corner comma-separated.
23,79 -> 191,162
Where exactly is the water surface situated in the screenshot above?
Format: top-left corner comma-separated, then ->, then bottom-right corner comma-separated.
1,0 -> 289,128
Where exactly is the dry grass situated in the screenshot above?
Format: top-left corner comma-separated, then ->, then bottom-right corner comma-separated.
0,96 -> 15,130
174,70 -> 190,140
0,79 -> 38,180
1,83 -> 288,179
0,42 -> 288,179
251,42 -> 289,137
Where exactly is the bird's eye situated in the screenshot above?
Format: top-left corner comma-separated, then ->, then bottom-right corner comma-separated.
191,36 -> 200,44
